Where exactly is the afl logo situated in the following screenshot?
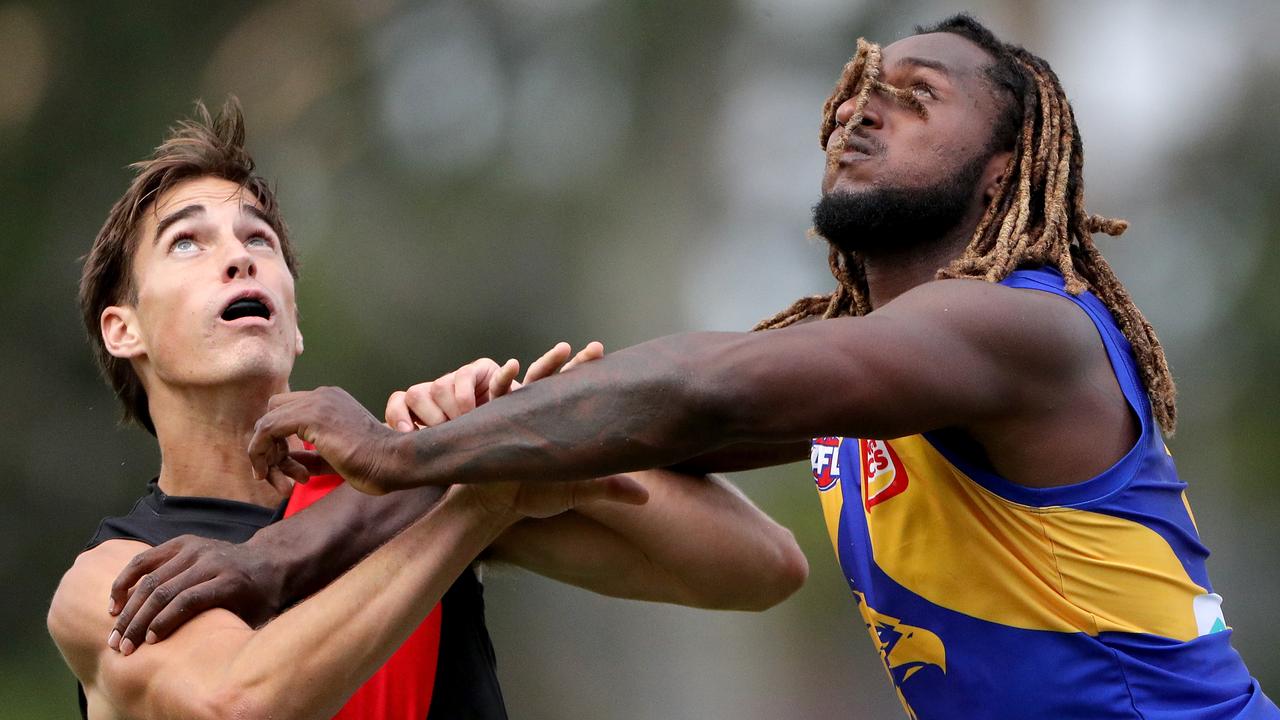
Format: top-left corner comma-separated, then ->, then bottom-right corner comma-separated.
860,439 -> 909,511
811,437 -> 843,491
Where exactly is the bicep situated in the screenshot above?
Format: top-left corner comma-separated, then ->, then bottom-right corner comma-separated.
712,282 -> 1045,441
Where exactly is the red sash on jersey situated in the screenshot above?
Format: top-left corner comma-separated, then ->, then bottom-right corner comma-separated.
285,467 -> 442,720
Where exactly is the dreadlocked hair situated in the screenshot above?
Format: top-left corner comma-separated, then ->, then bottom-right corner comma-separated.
755,13 -> 1177,433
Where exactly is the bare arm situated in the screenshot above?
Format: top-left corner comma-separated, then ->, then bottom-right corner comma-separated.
251,279 -> 1083,493
387,346 -> 807,611
106,481 -> 445,650
49,476 -> 643,720
489,469 -> 808,611
668,441 -> 810,474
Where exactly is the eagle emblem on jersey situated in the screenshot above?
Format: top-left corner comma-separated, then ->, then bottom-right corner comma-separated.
811,437 -> 843,491
859,439 -> 909,511
853,590 -> 946,720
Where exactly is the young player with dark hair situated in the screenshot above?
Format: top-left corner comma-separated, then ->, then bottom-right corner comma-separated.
46,98 -> 807,720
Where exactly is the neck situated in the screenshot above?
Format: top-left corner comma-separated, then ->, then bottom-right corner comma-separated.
861,212 -> 981,311
149,377 -> 290,508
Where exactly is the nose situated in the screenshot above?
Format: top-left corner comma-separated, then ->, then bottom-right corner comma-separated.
834,92 -> 883,130
223,244 -> 257,281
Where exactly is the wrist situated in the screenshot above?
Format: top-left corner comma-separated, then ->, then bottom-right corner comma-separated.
445,485 -> 523,534
384,430 -> 423,491
243,532 -> 296,612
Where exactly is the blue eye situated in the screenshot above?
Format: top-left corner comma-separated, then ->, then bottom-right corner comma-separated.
170,235 -> 197,253
247,234 -> 273,249
911,83 -> 936,99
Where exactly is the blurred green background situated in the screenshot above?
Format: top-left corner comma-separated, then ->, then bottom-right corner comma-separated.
4,0 -> 1279,717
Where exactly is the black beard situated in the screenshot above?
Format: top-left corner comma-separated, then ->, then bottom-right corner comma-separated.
813,155 -> 987,257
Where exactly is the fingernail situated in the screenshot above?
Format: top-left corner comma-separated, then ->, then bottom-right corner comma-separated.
120,638 -> 135,656
108,600 -> 118,615
107,629 -> 120,649
146,630 -> 157,644
397,421 -> 413,432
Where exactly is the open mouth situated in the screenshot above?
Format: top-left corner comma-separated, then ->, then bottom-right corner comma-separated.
221,296 -> 272,322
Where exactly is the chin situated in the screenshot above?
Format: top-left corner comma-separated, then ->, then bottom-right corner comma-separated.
198,341 -> 295,388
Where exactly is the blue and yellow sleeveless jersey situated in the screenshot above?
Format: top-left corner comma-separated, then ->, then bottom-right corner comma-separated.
809,267 -> 1277,719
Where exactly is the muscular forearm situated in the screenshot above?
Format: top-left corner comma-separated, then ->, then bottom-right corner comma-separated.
491,471 -> 808,611
254,483 -> 445,608
220,490 -> 510,720
570,471 -> 807,610
391,332 -> 761,490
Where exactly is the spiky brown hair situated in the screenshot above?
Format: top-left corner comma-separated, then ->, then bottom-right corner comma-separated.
79,97 -> 297,434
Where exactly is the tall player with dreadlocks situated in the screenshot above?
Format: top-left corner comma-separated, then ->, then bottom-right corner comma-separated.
117,13 -> 1271,719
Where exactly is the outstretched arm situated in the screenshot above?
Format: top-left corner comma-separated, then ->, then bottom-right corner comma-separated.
251,279 -> 1069,494
382,348 -> 808,611
490,469 -> 808,611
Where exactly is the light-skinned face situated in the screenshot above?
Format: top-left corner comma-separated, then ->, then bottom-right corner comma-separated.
99,176 -> 302,395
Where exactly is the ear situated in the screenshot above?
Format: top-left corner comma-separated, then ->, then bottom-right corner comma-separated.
982,150 -> 1013,202
101,305 -> 146,359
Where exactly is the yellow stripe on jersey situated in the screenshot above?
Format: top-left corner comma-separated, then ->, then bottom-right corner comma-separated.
836,436 -> 1206,642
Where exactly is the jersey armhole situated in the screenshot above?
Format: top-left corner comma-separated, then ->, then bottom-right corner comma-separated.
923,268 -> 1154,508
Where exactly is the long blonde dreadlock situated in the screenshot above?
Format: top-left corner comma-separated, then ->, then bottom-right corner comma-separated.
755,16 -> 1177,433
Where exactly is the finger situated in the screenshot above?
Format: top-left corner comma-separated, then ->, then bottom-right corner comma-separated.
144,579 -> 228,644
525,342 -> 572,385
249,408 -> 308,480
572,474 -> 650,508
466,358 -> 502,406
118,566 -> 212,655
109,543 -> 181,616
428,373 -> 463,421
266,467 -> 294,497
404,382 -> 448,427
277,456 -> 311,485
110,559 -> 191,650
266,390 -> 312,410
453,364 -> 478,417
489,359 -> 520,400
561,341 -> 605,373
385,390 -> 414,433
289,450 -> 335,476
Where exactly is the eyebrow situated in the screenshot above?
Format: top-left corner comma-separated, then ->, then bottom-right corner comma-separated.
895,56 -> 952,77
152,204 -> 205,245
241,204 -> 280,233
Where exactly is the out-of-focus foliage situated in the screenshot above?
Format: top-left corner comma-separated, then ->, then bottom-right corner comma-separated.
4,1 -> 1278,717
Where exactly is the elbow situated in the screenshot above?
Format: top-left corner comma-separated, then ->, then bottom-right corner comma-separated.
695,528 -> 809,613
742,529 -> 809,612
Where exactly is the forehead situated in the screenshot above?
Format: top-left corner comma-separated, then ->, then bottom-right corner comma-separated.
880,32 -> 995,83
147,176 -> 261,221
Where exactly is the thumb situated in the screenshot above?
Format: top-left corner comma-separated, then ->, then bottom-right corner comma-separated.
572,474 -> 649,508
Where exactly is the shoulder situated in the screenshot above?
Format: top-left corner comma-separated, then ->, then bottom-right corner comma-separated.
48,540 -> 152,682
874,277 -> 1103,378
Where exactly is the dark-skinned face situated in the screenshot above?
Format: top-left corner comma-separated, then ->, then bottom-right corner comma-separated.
816,33 -> 1013,254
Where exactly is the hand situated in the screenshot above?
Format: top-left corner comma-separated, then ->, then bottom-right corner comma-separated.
105,535 -> 285,655
249,386 -> 402,496
384,341 -> 603,430
385,341 -> 641,520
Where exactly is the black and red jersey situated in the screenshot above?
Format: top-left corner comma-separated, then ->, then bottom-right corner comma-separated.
78,477 -> 507,719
